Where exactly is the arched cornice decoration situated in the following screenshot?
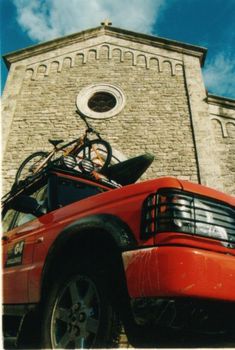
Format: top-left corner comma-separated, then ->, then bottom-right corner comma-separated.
25,43 -> 184,80
136,54 -> 147,68
211,116 -> 235,138
112,47 -> 124,62
100,44 -> 112,59
63,56 -> 73,68
88,48 -> 98,60
162,60 -> 174,75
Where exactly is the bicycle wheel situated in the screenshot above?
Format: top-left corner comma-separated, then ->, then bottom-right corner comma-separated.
15,151 -> 48,185
73,139 -> 112,172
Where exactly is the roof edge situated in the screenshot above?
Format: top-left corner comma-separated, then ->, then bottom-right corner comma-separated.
106,26 -> 207,66
3,26 -> 102,69
207,93 -> 235,109
3,25 -> 207,69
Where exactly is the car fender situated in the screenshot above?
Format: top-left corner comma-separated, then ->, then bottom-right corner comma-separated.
40,213 -> 137,297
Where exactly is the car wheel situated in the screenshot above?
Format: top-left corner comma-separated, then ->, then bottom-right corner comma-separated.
41,266 -> 120,348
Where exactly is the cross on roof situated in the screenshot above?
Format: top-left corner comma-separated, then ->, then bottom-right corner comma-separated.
101,19 -> 112,26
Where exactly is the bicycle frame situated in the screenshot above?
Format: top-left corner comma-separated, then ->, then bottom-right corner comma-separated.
32,151 -> 55,174
14,112 -> 112,187
33,137 -> 83,174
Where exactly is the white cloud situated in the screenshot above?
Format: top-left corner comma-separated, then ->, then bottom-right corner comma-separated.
12,0 -> 234,99
203,52 -> 235,98
13,0 -> 166,42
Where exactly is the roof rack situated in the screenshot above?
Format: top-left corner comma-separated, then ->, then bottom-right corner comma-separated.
2,169 -> 48,207
1,161 -> 116,207
2,153 -> 155,207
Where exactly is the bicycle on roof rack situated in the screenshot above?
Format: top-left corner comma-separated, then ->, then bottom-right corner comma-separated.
14,111 -> 112,185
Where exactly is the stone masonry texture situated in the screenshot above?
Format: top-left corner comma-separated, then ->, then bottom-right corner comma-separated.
2,26 -> 235,195
208,99 -> 235,195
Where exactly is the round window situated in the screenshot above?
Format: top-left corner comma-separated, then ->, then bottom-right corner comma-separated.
88,92 -> 117,113
76,83 -> 125,119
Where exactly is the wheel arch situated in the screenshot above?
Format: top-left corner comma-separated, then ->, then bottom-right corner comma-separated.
40,214 -> 136,318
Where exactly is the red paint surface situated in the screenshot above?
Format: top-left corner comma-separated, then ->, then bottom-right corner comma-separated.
2,174 -> 235,304
123,246 -> 235,301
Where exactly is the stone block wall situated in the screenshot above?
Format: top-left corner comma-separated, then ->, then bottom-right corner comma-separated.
2,40 -> 199,194
208,97 -> 235,195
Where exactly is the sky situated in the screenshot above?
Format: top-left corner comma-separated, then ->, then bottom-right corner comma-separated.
1,0 -> 235,99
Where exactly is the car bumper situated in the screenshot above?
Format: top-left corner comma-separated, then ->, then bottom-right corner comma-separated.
122,246 -> 235,302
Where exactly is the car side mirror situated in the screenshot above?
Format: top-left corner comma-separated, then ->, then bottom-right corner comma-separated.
10,195 -> 44,217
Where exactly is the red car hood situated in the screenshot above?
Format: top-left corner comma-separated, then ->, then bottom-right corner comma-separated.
177,179 -> 235,207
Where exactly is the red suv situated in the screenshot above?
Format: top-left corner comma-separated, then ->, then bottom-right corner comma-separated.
2,157 -> 235,348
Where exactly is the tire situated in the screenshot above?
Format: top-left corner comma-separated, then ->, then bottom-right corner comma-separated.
41,265 -> 120,349
73,139 -> 112,172
15,151 -> 48,185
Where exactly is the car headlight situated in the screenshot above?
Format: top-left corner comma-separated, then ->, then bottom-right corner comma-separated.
141,189 -> 235,248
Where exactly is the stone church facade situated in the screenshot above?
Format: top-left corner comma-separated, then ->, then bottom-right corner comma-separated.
2,24 -> 235,195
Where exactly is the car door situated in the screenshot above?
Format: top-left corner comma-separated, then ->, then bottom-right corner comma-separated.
2,186 -> 48,304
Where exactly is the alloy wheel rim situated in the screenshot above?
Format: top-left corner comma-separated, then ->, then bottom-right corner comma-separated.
50,275 -> 100,349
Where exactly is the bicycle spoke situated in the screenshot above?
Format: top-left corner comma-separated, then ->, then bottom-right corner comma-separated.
15,152 -> 48,184
65,138 -> 112,172
91,145 -> 104,164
